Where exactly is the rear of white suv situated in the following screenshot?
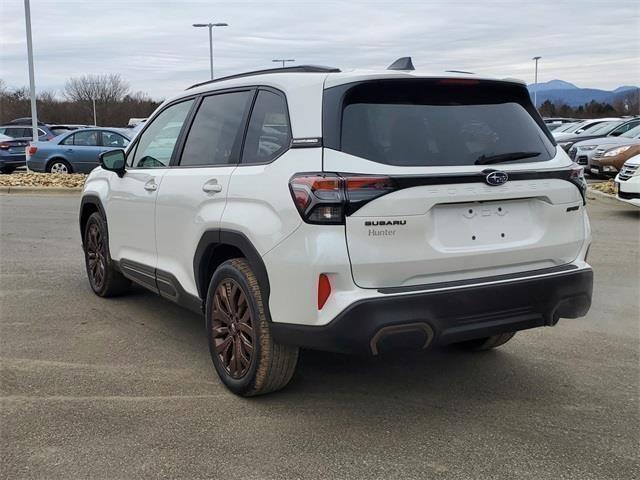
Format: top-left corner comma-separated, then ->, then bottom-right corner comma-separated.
80,66 -> 593,396
268,75 -> 591,355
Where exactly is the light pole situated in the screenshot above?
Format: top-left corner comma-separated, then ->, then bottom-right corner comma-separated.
23,0 -> 37,172
193,22 -> 228,80
87,80 -> 98,126
272,59 -> 295,68
532,56 -> 542,108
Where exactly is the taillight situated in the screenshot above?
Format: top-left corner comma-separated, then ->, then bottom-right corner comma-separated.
289,173 -> 396,224
27,145 -> 38,155
0,143 -> 10,150
568,163 -> 587,205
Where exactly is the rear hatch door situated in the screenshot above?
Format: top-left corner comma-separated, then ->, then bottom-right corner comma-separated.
322,78 -> 586,289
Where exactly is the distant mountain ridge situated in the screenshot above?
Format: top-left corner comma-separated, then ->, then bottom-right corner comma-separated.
527,79 -> 638,107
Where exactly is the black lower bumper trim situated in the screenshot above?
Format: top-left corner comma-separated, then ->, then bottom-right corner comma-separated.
271,268 -> 593,355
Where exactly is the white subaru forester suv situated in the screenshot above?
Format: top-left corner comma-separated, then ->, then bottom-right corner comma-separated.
80,59 -> 593,396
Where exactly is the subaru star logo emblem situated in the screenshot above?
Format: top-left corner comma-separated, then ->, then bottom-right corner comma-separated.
485,171 -> 509,186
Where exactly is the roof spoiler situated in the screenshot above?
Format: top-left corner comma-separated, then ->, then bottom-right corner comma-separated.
387,57 -> 415,71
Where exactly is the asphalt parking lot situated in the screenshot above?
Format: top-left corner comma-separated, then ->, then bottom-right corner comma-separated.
0,193 -> 638,480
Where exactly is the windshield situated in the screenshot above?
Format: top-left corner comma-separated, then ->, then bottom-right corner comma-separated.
325,79 -> 555,167
620,124 -> 640,139
581,121 -> 623,135
553,122 -> 579,133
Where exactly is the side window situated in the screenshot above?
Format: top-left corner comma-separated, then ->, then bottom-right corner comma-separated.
242,90 -> 291,164
180,91 -> 251,167
61,134 -> 75,145
102,131 -> 129,148
5,127 -> 26,138
74,130 -> 99,146
133,99 -> 194,168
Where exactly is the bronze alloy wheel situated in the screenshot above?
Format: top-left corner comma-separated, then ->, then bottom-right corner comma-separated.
86,223 -> 106,290
211,279 -> 255,379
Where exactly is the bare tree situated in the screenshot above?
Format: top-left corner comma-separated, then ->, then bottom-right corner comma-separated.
64,74 -> 131,124
64,73 -> 130,103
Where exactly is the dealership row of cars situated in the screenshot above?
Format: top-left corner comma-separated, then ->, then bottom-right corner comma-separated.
544,116 -> 640,206
1,114 -> 638,205
0,118 -> 137,174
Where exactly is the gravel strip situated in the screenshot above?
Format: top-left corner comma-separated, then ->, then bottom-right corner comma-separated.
0,172 -> 87,188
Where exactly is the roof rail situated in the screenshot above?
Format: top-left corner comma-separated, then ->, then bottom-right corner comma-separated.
186,65 -> 341,90
445,70 -> 475,75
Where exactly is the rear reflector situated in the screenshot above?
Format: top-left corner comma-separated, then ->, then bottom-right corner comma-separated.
318,274 -> 331,310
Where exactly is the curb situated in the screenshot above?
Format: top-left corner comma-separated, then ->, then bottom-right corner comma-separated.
586,187 -> 620,204
0,186 -> 83,195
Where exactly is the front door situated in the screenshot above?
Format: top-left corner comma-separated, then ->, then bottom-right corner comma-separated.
106,99 -> 195,289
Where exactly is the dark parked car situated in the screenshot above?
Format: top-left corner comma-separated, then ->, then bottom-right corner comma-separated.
0,124 -> 56,141
3,117 -> 59,140
0,134 -> 29,174
558,118 -> 640,152
26,128 -> 132,174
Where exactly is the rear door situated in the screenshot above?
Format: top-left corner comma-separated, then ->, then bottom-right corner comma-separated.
155,89 -> 254,297
322,78 -> 586,289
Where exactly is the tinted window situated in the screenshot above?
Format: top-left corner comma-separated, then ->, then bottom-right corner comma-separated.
133,100 -> 194,168
242,90 -> 291,164
334,80 -> 555,166
101,131 -> 129,147
73,130 -> 99,146
3,127 -> 29,138
180,92 -> 250,167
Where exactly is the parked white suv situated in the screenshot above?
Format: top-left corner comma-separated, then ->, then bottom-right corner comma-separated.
80,60 -> 593,396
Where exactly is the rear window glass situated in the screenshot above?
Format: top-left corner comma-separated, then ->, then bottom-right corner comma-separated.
327,80 -> 556,167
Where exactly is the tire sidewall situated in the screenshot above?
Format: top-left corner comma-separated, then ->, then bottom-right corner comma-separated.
205,261 -> 263,395
83,212 -> 110,296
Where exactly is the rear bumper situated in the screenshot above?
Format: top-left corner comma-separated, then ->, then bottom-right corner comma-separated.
0,156 -> 25,168
271,267 -> 593,355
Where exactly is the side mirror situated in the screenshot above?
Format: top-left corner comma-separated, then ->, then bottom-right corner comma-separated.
100,149 -> 126,177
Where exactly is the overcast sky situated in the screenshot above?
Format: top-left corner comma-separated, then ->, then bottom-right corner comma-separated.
1,0 -> 638,99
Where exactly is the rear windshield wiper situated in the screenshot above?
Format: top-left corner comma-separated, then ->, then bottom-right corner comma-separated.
475,151 -> 542,165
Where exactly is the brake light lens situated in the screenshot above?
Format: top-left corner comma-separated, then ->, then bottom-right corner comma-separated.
26,145 -> 38,155
437,79 -> 480,85
289,174 -> 344,224
317,274 -> 331,310
289,173 -> 396,224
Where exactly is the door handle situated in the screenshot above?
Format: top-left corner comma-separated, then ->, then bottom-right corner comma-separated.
144,180 -> 158,192
202,180 -> 223,193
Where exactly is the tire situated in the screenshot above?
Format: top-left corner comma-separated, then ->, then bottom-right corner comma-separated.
47,158 -> 72,174
0,167 -> 16,174
455,332 -> 516,351
206,258 -> 299,396
83,212 -> 130,297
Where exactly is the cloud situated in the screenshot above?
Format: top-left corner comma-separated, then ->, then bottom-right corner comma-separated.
1,0 -> 638,99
